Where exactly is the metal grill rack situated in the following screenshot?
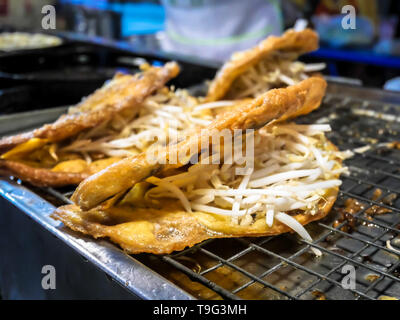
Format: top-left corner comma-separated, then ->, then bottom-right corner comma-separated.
4,83 -> 400,300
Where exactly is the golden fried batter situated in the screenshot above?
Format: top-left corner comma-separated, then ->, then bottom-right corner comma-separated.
0,62 -> 180,186
0,62 -> 179,153
52,187 -> 338,254
0,161 -> 88,187
206,29 -> 319,102
52,75 -> 343,255
0,157 -> 121,187
72,77 -> 327,210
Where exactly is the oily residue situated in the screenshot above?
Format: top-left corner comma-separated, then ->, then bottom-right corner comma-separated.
365,274 -> 380,282
393,266 -> 400,279
379,295 -> 399,300
387,141 -> 400,150
333,189 -> 397,232
364,189 -> 396,216
176,256 -> 202,274
333,198 -> 362,232
311,290 -> 326,300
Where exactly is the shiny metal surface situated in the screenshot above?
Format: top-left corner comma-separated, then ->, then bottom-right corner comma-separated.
0,106 -> 68,136
0,179 -> 193,299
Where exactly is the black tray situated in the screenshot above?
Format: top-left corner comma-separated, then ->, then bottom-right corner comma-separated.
0,34 -> 217,114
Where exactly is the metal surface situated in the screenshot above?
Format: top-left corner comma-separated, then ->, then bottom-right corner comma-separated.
0,188 -> 137,299
1,82 -> 400,299
0,106 -> 67,136
0,105 -> 193,300
0,179 -> 193,300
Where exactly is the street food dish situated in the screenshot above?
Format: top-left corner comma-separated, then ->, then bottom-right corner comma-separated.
53,77 -> 349,255
1,29 -> 349,257
0,62 -> 180,186
0,32 -> 62,51
206,28 -> 323,101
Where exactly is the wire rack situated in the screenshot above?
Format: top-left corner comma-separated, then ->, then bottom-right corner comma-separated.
39,88 -> 400,300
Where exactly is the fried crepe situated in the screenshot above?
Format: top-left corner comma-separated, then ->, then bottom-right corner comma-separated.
52,77 -> 348,255
206,28 -> 321,102
71,77 -> 327,210
53,188 -> 338,255
0,30 -> 323,187
0,62 -> 180,187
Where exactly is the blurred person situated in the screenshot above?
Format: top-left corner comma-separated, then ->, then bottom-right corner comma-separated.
159,0 -> 283,62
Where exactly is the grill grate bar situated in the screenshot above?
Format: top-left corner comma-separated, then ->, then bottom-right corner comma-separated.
339,190 -> 400,214
354,215 -> 400,234
301,240 -> 400,283
197,246 -> 297,300
229,200 -> 367,297
337,174 -> 400,235
45,187 -> 73,204
295,224 -> 398,300
199,246 -> 254,276
192,238 -> 277,277
231,230 -> 342,295
344,174 -> 400,196
358,259 -> 400,299
294,174 -> 400,299
347,164 -> 400,182
161,255 -> 241,300
360,150 -> 400,167
328,130 -> 392,147
169,239 -> 214,258
240,239 -> 374,300
318,223 -> 400,258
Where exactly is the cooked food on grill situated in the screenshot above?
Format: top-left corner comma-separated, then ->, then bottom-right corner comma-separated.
0,30 -> 323,188
0,62 -> 181,186
52,77 -> 349,255
206,28 -> 324,101
70,77 -> 327,210
0,32 -> 62,51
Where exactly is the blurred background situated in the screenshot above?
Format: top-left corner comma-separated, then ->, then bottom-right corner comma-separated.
1,0 -> 400,90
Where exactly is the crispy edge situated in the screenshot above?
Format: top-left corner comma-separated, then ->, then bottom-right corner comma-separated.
71,77 -> 327,210
0,62 -> 180,154
206,29 -> 319,102
0,160 -> 89,187
0,132 -> 36,155
52,187 -> 337,255
52,204 -> 210,255
0,62 -> 180,186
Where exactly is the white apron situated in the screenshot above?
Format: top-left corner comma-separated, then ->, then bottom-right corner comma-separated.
160,0 -> 283,62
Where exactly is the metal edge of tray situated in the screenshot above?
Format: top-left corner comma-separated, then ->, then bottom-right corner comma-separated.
0,106 -> 69,136
327,81 -> 400,105
0,179 -> 194,300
